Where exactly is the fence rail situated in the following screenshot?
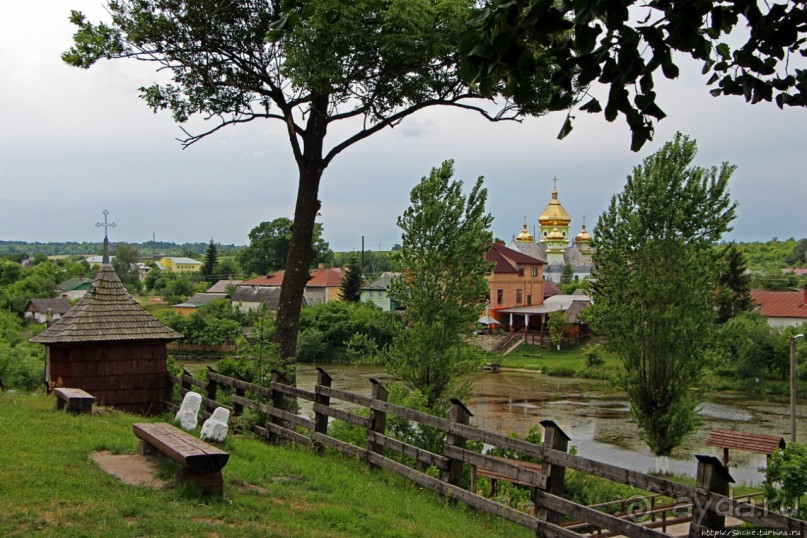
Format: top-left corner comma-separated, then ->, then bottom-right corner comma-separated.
165,369 -> 807,537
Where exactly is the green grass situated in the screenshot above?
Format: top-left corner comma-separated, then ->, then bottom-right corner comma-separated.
0,392 -> 532,538
497,343 -> 621,376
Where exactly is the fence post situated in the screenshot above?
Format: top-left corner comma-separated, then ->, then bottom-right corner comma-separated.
181,369 -> 192,394
536,419 -> 570,526
265,371 -> 285,444
689,455 -> 734,538
205,367 -> 218,416
442,399 -> 473,488
367,378 -> 388,469
232,373 -> 245,417
163,374 -> 175,410
314,368 -> 333,455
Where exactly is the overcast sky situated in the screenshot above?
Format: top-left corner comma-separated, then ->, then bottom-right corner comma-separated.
1,2 -> 805,253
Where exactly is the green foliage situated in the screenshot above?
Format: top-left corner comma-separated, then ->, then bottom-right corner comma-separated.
230,315 -> 283,386
339,257 -> 363,303
388,161 -> 493,409
0,261 -> 59,315
163,299 -> 246,345
785,238 -> 807,266
161,274 -> 198,304
766,443 -> 807,518
0,311 -> 45,391
715,244 -> 753,324
112,243 -> 141,291
297,301 -> 399,363
463,0 -> 807,152
583,342 -> 605,367
201,239 -> 219,282
237,218 -> 332,275
730,238 -> 805,271
560,264 -> 574,284
590,133 -> 736,456
547,311 -> 565,348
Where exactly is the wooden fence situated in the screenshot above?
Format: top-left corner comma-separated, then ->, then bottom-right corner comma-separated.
165,369 -> 807,538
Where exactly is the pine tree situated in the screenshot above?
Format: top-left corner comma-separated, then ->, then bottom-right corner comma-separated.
340,258 -> 363,302
716,244 -> 753,324
201,239 -> 218,283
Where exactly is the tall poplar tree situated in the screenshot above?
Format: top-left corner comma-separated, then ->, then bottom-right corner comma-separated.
201,239 -> 219,282
589,133 -> 736,457
389,161 -> 493,410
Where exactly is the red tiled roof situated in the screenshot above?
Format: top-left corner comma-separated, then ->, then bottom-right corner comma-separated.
485,243 -> 544,273
239,268 -> 345,288
308,267 -> 343,287
751,289 -> 807,319
543,281 -> 562,298
240,272 -> 285,286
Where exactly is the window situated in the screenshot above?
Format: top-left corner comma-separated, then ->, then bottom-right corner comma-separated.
369,290 -> 374,297
516,289 -> 523,304
531,266 -> 538,277
496,289 -> 503,305
518,267 -> 524,277
527,294 -> 532,305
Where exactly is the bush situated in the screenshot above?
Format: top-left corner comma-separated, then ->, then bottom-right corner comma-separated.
296,327 -> 330,362
766,442 -> 807,518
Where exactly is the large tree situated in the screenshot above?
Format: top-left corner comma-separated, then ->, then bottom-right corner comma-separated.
237,218 -> 331,276
339,257 -> 363,303
715,243 -> 753,324
201,239 -> 219,282
63,1 -> 553,374
463,0 -> 807,150
589,133 -> 736,457
388,161 -> 493,409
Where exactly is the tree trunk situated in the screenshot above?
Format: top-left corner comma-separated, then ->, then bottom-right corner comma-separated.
274,94 -> 329,385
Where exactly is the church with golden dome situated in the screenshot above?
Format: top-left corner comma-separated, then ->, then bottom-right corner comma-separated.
509,180 -> 594,284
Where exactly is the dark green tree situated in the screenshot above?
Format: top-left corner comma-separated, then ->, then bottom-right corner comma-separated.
339,257 -> 363,303
589,133 -> 736,456
112,243 -> 141,293
237,218 -> 331,276
715,244 -> 753,324
463,0 -> 807,151
201,239 -> 219,282
63,0 -> 554,372
561,263 -> 574,285
388,161 -> 494,409
785,238 -> 807,266
216,257 -> 241,279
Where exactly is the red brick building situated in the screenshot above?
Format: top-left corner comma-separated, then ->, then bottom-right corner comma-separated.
485,243 -> 545,317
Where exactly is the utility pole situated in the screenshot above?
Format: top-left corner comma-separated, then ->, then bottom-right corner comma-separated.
791,333 -> 804,443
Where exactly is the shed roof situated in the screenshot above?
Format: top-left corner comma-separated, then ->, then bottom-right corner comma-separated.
240,272 -> 285,286
30,264 -> 181,344
27,298 -> 72,315
57,277 -> 93,292
173,293 -> 225,308
206,279 -> 242,293
706,429 -> 785,455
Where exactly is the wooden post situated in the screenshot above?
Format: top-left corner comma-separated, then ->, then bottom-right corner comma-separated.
205,367 -> 218,415
266,371 -> 285,444
163,373 -> 175,408
536,419 -> 570,527
689,455 -> 734,538
442,399 -> 472,488
181,369 -> 192,394
233,373 -> 245,417
367,378 -> 388,469
314,367 -> 333,455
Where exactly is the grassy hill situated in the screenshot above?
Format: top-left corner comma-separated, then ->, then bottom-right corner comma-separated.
0,392 -> 530,538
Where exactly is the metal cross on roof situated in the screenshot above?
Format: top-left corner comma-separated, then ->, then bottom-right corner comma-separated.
96,210 -> 117,264
96,209 -> 116,239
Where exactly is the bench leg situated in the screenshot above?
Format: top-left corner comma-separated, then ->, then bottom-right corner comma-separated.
138,440 -> 158,457
177,468 -> 223,495
56,398 -> 66,410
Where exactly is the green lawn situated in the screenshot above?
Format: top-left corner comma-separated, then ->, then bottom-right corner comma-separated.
496,342 -> 621,377
0,392 -> 531,538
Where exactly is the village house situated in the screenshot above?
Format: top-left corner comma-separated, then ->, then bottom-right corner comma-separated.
25,298 -> 72,324
360,274 -> 400,312
56,277 -> 93,300
750,288 -> 807,327
238,267 -> 345,306
172,293 -> 228,316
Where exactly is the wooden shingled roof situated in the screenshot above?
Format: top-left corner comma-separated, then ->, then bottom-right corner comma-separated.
30,264 -> 181,344
706,429 -> 786,455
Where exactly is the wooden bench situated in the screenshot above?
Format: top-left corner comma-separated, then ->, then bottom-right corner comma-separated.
53,388 -> 95,414
133,422 -> 229,494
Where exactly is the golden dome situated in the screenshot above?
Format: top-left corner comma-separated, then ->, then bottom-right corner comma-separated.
546,227 -> 566,241
516,220 -> 534,243
538,184 -> 571,227
575,223 -> 591,244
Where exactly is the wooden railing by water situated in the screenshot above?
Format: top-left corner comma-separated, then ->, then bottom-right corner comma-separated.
165,369 -> 807,538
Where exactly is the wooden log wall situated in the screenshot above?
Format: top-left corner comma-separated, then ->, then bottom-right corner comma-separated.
165,370 -> 807,537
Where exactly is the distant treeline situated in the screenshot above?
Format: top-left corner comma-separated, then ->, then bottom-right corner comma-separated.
723,237 -> 806,270
0,240 -> 243,258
